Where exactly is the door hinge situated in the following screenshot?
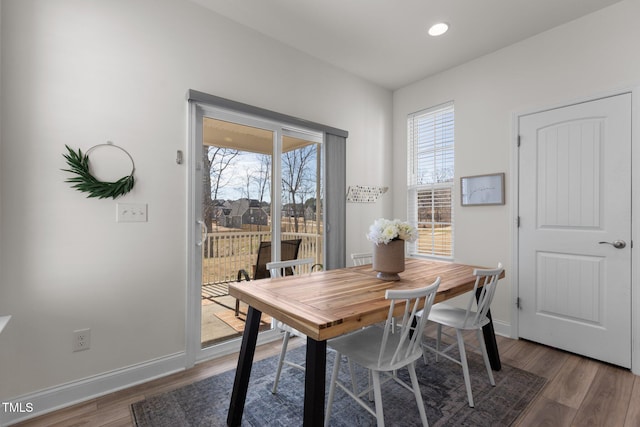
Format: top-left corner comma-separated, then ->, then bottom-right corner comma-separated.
517,135 -> 521,147
517,216 -> 521,227
516,297 -> 521,309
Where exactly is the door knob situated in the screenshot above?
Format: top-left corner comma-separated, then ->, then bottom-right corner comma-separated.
599,240 -> 626,249
197,220 -> 208,247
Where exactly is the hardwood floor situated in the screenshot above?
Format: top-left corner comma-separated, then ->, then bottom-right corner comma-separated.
11,334 -> 640,427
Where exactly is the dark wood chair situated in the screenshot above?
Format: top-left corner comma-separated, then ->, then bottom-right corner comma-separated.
235,239 -> 302,316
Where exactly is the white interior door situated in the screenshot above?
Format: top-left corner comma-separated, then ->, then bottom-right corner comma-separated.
518,93 -> 632,368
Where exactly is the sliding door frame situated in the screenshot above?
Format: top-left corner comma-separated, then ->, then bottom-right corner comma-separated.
186,91 -> 347,366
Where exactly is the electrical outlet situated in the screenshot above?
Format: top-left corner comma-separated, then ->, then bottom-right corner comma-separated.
73,328 -> 91,352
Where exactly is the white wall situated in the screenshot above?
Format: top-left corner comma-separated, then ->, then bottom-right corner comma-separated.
0,0 -> 392,408
5,0 -> 639,420
393,0 -> 640,331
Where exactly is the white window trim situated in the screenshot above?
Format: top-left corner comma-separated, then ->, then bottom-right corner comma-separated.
407,102 -> 455,259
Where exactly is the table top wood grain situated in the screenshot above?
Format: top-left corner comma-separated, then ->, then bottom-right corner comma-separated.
228,258 -> 503,341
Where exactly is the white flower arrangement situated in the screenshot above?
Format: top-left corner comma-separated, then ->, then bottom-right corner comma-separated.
366,218 -> 418,245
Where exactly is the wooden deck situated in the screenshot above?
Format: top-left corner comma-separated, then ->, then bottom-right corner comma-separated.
202,282 -> 230,300
201,286 -> 273,347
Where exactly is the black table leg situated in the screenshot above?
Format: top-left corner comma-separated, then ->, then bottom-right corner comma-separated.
482,310 -> 501,371
475,288 -> 501,371
304,337 -> 326,427
227,306 -> 262,426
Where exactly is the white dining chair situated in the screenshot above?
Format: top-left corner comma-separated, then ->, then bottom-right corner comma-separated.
419,263 -> 503,407
324,278 -> 441,427
351,252 -> 372,266
266,257 -> 319,394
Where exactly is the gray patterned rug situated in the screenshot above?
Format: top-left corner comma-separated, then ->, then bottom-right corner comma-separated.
132,342 -> 545,426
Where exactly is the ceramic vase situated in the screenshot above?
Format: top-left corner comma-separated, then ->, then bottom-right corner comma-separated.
372,239 -> 405,280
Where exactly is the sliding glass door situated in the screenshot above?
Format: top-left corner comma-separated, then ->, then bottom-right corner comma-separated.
279,131 -> 324,275
190,104 -> 323,361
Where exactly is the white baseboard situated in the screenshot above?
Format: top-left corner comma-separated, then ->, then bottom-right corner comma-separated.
491,318 -> 512,338
1,320 -> 515,426
1,352 -> 186,426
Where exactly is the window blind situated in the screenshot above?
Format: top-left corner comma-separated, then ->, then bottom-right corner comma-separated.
407,103 -> 454,258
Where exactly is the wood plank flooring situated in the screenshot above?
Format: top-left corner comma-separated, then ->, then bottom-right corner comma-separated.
11,333 -> 640,427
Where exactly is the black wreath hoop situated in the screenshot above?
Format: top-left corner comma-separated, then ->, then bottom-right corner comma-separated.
62,143 -> 135,199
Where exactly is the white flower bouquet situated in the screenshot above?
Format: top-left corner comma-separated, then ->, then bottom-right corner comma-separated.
366,218 -> 418,245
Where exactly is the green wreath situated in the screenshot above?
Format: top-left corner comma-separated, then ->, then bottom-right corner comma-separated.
62,144 -> 135,199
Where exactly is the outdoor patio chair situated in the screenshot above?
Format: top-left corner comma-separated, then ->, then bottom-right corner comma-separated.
235,239 -> 302,316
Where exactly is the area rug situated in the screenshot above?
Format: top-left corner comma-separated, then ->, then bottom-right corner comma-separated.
132,344 -> 545,426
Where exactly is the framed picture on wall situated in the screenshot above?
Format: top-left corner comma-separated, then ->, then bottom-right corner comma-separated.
460,173 -> 505,206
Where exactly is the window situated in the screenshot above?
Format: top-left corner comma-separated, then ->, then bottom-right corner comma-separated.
407,102 -> 454,258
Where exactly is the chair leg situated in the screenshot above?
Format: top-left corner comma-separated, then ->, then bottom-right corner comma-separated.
368,370 -> 374,401
476,328 -> 495,386
347,357 -> 358,395
408,362 -> 429,427
271,331 -> 291,394
421,324 -> 430,364
324,351 -> 342,427
371,370 -> 385,427
235,298 -> 240,317
456,329 -> 474,407
435,324 -> 443,362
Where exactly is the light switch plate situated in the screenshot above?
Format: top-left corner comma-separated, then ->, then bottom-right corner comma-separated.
117,203 -> 147,222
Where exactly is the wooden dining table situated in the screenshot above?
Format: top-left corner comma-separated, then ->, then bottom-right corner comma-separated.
226,258 -> 504,427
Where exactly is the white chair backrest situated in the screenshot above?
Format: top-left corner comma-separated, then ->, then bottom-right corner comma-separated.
267,257 -> 316,278
379,277 -> 440,368
350,252 -> 373,266
463,263 -> 504,328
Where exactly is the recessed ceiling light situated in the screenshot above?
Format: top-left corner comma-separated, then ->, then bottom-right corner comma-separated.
428,22 -> 449,37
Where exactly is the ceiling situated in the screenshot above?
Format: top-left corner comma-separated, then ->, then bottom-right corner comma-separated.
190,0 -> 622,90
203,117 -> 316,154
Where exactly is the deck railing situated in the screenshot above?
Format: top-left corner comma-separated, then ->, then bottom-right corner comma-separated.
202,231 -> 324,285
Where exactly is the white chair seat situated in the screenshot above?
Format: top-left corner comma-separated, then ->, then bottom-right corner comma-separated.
328,325 -> 423,372
427,304 -> 491,331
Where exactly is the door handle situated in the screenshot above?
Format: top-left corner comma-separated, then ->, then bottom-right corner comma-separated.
197,220 -> 208,247
599,240 -> 626,249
